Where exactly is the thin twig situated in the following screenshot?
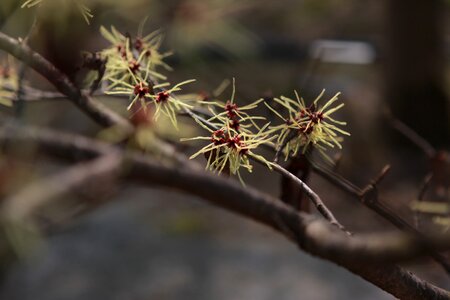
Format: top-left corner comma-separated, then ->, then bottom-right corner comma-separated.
387,112 -> 436,157
359,164 -> 391,197
311,160 -> 450,275
414,173 -> 434,229
258,158 -> 348,233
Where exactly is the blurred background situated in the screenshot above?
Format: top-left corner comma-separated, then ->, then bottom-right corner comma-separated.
0,0 -> 449,299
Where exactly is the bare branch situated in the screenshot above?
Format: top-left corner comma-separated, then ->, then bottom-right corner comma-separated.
359,164 -> 391,198
3,122 -> 450,259
1,152 -> 122,224
0,30 -> 132,131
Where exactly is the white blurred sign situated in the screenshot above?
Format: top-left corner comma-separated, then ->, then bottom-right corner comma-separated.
309,40 -> 376,64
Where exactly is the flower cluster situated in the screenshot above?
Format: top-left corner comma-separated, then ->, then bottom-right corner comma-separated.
100,26 -> 194,128
21,0 -> 93,24
9,10 -> 351,183
266,90 -> 350,162
202,93 -> 265,134
100,26 -> 172,85
107,78 -> 195,128
182,81 -> 274,184
184,126 -> 272,182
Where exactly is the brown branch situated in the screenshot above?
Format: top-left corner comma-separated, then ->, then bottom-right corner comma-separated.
311,161 -> 450,274
3,121 -> 450,260
1,152 -> 122,224
0,122 -> 450,299
0,30 -> 132,131
360,164 -> 391,195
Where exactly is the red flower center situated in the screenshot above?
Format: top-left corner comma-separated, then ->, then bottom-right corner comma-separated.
156,91 -> 170,103
211,130 -> 248,155
225,101 -> 238,118
211,130 -> 226,145
134,84 -> 149,98
129,60 -> 140,73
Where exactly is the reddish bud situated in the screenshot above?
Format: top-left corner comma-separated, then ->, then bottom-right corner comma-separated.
225,101 -> 238,118
211,130 -> 226,145
129,60 -> 140,73
134,38 -> 143,51
134,84 -> 149,98
156,91 -> 170,103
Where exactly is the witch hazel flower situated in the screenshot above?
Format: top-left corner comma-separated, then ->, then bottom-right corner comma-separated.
22,0 -> 93,24
106,72 -> 195,128
100,25 -> 172,85
266,89 -> 350,162
104,46 -> 166,90
182,80 -> 275,184
182,123 -> 274,184
201,79 -> 265,134
132,30 -> 173,73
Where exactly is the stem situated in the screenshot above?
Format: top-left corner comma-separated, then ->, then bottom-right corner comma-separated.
252,154 -> 348,233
